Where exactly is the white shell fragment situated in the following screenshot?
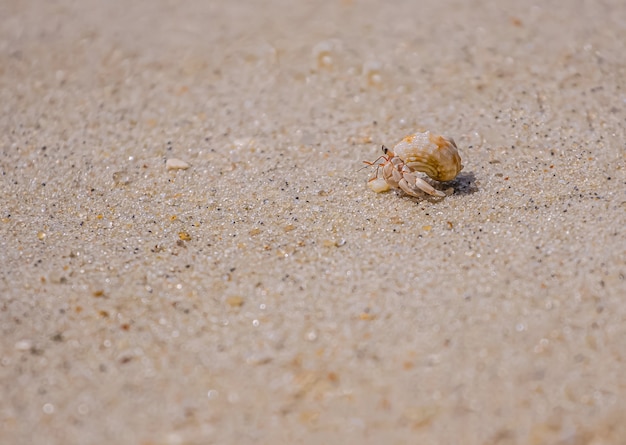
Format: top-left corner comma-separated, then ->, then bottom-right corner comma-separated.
363,131 -> 463,199
14,339 -> 33,351
166,158 -> 190,171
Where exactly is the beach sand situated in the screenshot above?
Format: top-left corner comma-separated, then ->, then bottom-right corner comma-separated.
1,0 -> 625,443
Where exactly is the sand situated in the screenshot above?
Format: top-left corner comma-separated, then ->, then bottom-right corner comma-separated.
1,0 -> 625,443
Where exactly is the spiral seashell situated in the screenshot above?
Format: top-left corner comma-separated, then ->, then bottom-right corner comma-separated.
391,131 -> 463,182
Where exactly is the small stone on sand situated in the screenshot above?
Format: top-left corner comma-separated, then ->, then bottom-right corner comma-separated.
166,158 -> 190,170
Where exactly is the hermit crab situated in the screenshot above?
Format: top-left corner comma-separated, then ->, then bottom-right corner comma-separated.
365,131 -> 463,198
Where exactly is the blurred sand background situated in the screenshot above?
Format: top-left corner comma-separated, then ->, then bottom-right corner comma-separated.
1,0 -> 625,443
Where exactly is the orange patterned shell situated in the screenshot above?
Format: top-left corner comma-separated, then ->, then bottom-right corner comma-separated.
392,131 -> 463,182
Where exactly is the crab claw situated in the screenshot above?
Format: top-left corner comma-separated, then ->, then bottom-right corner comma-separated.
399,172 -> 446,198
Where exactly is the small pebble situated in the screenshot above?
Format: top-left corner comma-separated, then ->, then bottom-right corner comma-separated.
166,158 -> 190,170
15,340 -> 33,350
226,296 -> 244,307
112,171 -> 132,185
312,40 -> 338,69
